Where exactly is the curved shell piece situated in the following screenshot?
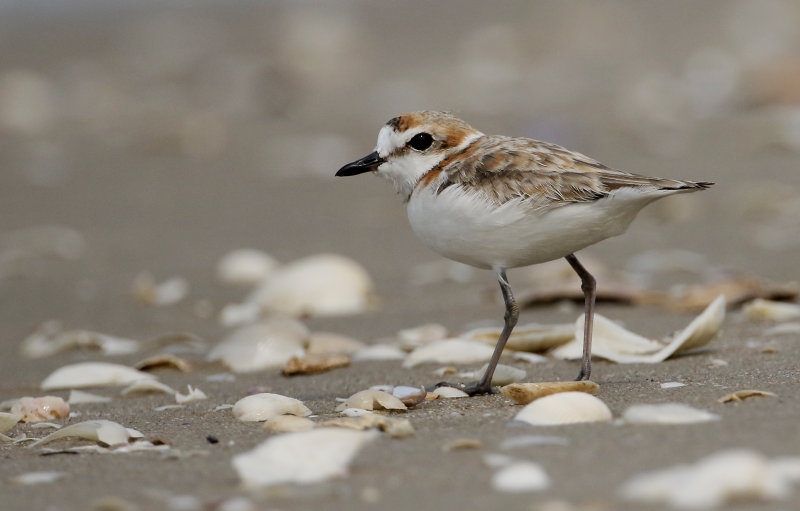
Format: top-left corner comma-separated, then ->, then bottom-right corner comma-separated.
462,364 -> 526,386
41,362 -> 156,390
334,390 -> 407,412
622,403 -> 719,424
247,254 -> 374,317
207,317 -> 307,373
514,392 -> 612,426
232,393 -> 312,422
742,299 -> 800,321
10,396 -> 70,423
432,387 -> 469,399
403,339 -> 494,368
30,419 -> 142,447
461,322 -> 574,353
0,412 -> 19,434
232,428 -> 379,487
501,381 -> 599,405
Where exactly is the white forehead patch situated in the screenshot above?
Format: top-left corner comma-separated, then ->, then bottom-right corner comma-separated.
375,125 -> 421,157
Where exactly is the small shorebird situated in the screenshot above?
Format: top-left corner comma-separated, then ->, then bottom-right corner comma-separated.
337,111 -> 712,395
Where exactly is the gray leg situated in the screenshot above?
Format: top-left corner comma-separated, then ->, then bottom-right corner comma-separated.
565,253 -> 596,381
437,268 -> 519,396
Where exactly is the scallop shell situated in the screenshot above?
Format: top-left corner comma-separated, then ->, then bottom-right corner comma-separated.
231,428 -> 379,487
207,317 -> 307,373
246,254 -> 374,317
41,362 -> 156,390
622,403 -> 719,424
403,339 -> 495,368
216,249 -> 278,286
334,390 -> 407,412
232,393 -> 312,422
514,392 -> 612,426
460,322 -> 574,352
742,299 -> 800,321
501,381 -> 599,405
10,396 -> 70,422
30,420 -> 143,447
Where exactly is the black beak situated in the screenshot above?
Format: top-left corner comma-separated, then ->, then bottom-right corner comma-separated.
336,151 -> 386,177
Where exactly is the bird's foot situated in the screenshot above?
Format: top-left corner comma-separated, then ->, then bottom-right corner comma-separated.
435,380 -> 495,396
574,369 -> 591,381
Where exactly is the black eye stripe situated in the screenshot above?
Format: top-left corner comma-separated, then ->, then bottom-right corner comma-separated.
408,132 -> 434,151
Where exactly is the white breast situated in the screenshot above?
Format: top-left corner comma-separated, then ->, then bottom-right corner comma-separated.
406,185 -> 665,270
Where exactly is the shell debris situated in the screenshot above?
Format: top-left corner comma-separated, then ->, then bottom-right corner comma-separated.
29,419 -> 143,448
718,390 -> 777,403
134,353 -> 192,373
175,385 -> 207,404
207,317 -> 307,373
263,415 -> 316,433
460,363 -> 525,386
403,339 -> 495,368
41,362 -> 156,390
121,380 -> 175,395
351,344 -> 406,361
501,381 -> 599,405
514,392 -> 612,426
432,387 -> 469,399
460,322 -> 574,353
216,248 -> 278,286
622,403 -> 719,424
231,428 -> 379,487
442,438 -> 483,451
306,332 -> 366,356
68,390 -> 111,404
282,354 -> 350,376
742,298 -> 800,321
9,396 -> 69,423
132,272 -> 190,306
395,323 -> 448,351
491,461 -> 551,493
334,390 -> 407,412
0,412 -> 19,434
319,414 -> 414,438
20,322 -> 139,358
232,393 -> 312,422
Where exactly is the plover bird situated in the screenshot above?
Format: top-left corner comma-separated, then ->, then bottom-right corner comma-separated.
337,111 -> 712,395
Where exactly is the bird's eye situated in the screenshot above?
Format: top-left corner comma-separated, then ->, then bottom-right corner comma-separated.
407,133 -> 434,151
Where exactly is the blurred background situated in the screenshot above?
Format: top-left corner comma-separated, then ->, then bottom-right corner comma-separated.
1,0 -> 799,349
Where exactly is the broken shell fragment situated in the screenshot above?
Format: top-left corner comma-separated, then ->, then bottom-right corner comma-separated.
462,363 -> 526,386
392,386 -> 427,407
403,339 -> 494,368
461,322 -> 574,352
232,393 -> 312,422
622,403 -> 719,424
232,428 -> 379,487
351,344 -> 406,361
491,461 -> 551,493
10,396 -> 70,422
742,299 -> 800,321
334,390 -> 407,412
207,317 -> 307,373
120,379 -> 175,395
282,354 -> 350,376
68,390 -> 111,404
514,392 -> 612,426
719,390 -> 777,403
20,323 -> 139,358
30,420 -> 143,447
175,385 -> 207,404
132,272 -> 190,306
306,332 -> 366,356
0,412 -> 19,433
319,414 -> 414,438
246,254 -> 374,317
442,438 -> 483,451
41,362 -> 156,390
216,249 -> 278,286
501,381 -> 599,405
432,387 -> 469,399
134,354 -> 192,373
263,415 -> 316,433
619,449 -> 800,508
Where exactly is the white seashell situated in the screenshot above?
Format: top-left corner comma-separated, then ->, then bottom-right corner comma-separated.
246,254 -> 374,317
30,420 -> 142,447
282,354 -> 350,376
432,387 -> 469,399
132,272 -> 190,306
121,380 -> 175,395
718,390 -> 777,403
335,390 -> 407,412
501,381 -> 599,405
20,323 -> 140,358
306,332 -> 366,356
67,390 -> 111,404
263,415 -> 316,432
461,322 -> 574,352
461,363 -> 525,386
175,385 -> 207,404
232,393 -> 312,422
511,352 -> 548,364
514,392 -> 612,426
660,382 -> 686,389
622,403 -> 720,424
552,295 -> 726,363
133,353 -> 191,373
403,339 -> 495,368
351,344 -> 406,361
619,449 -> 800,508
154,405 -> 184,412
11,471 -> 65,485
219,302 -> 262,327
41,362 -> 156,390
0,412 -> 19,433
216,249 -> 278,286
742,299 -> 800,321
207,317 -> 307,373
491,461 -> 551,493
231,428 -> 379,487
395,323 -> 448,350
499,435 -> 569,449
10,396 -> 69,422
